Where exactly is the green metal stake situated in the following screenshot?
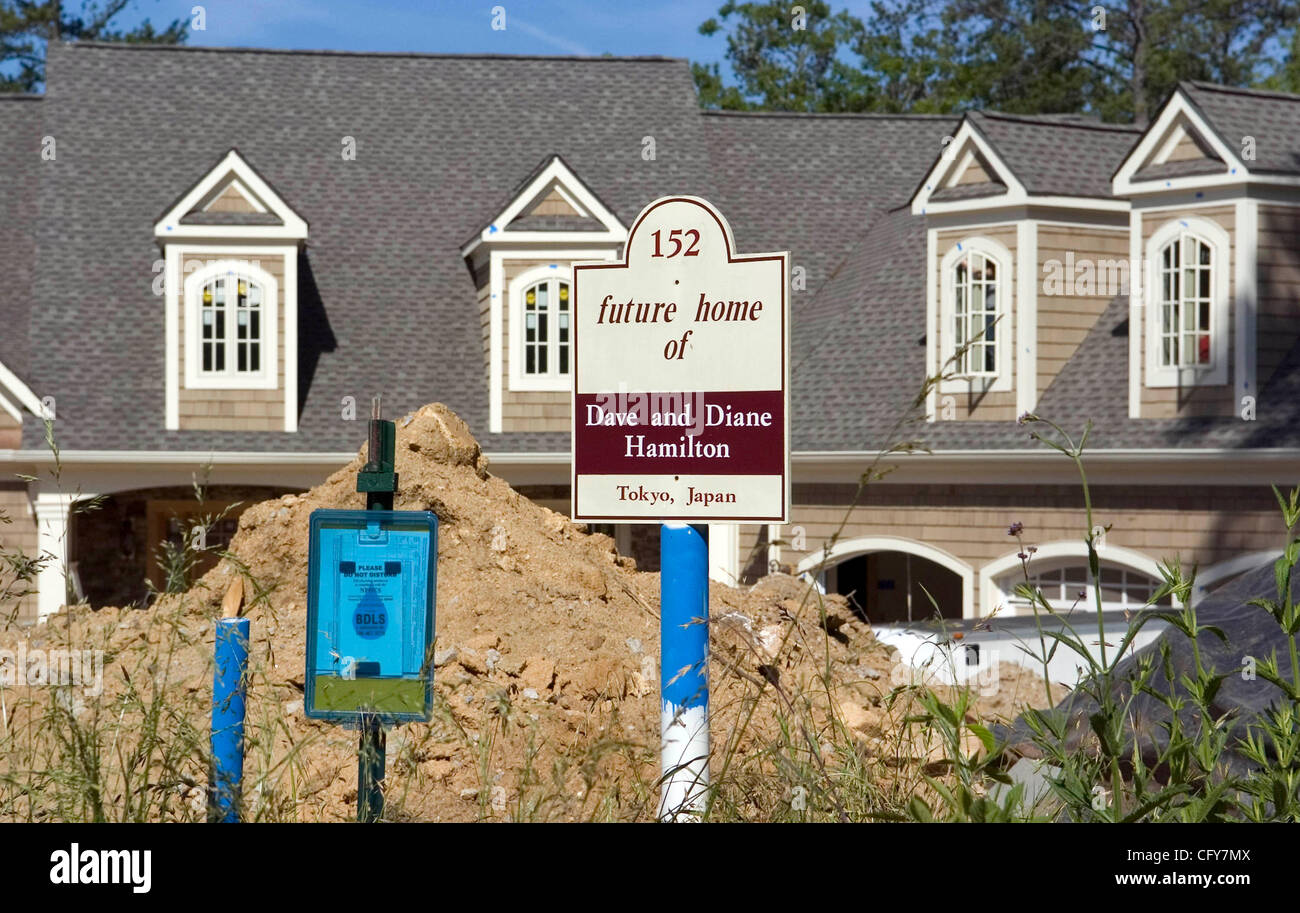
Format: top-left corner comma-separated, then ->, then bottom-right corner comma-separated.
356,395 -> 397,823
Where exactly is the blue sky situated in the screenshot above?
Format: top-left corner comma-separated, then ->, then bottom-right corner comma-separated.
103,0 -> 792,59
6,1 -> 889,92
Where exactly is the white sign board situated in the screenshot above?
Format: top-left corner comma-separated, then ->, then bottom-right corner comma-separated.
571,196 -> 789,522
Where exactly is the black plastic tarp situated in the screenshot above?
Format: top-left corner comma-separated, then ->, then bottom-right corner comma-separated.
997,561 -> 1296,776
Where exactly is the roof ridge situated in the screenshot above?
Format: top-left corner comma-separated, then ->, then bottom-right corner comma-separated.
0,94 -> 43,101
58,40 -> 685,63
971,109 -> 1140,133
1183,80 -> 1300,103
701,109 -> 954,121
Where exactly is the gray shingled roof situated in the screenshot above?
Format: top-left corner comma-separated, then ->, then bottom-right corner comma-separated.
701,110 -> 958,318
792,206 -> 930,451
8,44 -> 1300,458
0,95 -> 41,381
967,111 -> 1141,198
793,206 -> 1300,453
22,42 -> 716,453
1183,81 -> 1300,176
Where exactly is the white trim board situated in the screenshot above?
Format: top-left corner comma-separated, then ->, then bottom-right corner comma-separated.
1114,91 -> 1246,194
1015,220 -> 1037,415
0,357 -> 45,418
461,156 -> 627,258
925,227 -> 938,421
1128,207 -> 1143,418
911,120 -> 1130,216
1233,198 -> 1258,413
154,149 -> 308,241
912,119 -> 1024,215
794,535 -> 976,619
1111,89 -> 1300,195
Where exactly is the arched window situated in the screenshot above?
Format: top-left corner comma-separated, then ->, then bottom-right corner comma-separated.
1156,231 -> 1213,368
522,278 -> 570,377
998,559 -> 1171,614
939,237 -> 1012,392
952,250 -> 1000,376
1144,217 -> 1229,387
509,266 -> 573,391
198,273 -> 265,375
183,260 -> 278,390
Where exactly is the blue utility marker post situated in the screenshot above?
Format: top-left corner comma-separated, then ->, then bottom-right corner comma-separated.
659,522 -> 710,821
209,616 -> 250,823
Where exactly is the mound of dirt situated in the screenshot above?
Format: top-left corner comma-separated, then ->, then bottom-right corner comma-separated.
2,403 -> 1062,821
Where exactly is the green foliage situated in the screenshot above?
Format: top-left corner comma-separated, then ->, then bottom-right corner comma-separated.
910,418 -> 1300,823
1,0 -> 187,93
693,0 -> 869,111
694,0 -> 1300,120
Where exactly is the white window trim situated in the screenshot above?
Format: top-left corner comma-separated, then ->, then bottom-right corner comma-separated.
980,541 -> 1181,616
165,243 -> 299,430
508,264 -> 573,392
998,557 -> 1165,614
183,260 -> 279,391
939,236 -> 1014,394
1144,216 -> 1231,388
486,248 -> 619,432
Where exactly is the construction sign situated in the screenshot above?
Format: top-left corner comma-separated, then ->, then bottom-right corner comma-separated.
572,196 -> 789,523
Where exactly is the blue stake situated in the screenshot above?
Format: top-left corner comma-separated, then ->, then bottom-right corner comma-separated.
209,616 -> 250,823
659,522 -> 710,820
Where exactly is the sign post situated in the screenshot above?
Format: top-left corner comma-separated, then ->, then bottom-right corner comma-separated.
305,397 -> 438,823
572,197 -> 789,820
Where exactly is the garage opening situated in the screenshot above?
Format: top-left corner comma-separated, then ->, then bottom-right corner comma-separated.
825,551 -> 963,623
69,484 -> 302,608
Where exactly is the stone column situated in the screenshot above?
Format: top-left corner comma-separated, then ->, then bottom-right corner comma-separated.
33,491 -> 77,618
707,522 -> 739,586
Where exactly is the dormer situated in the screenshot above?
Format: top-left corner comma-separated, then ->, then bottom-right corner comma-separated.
461,156 -> 626,433
1113,83 -> 1300,420
154,150 -> 308,432
911,114 -> 1135,422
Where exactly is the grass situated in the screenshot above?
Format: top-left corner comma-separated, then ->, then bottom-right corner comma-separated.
0,351 -> 1297,822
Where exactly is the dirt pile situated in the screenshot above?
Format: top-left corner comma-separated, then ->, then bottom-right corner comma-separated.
1,403 -> 1062,821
